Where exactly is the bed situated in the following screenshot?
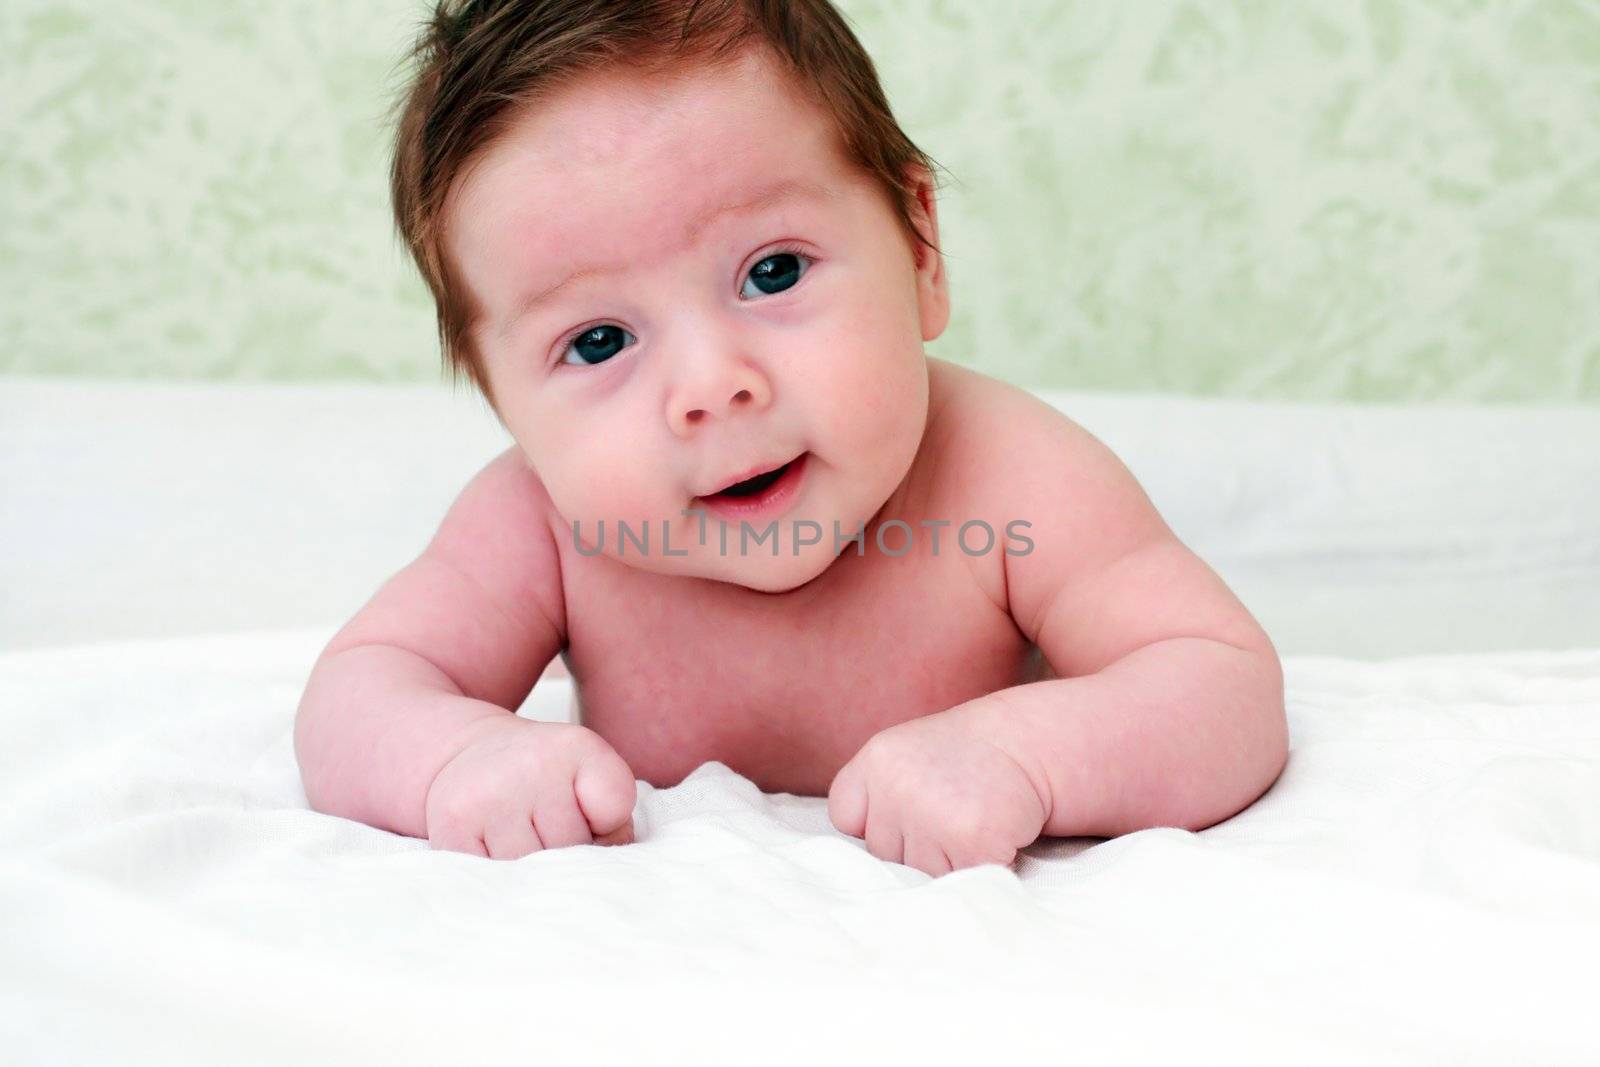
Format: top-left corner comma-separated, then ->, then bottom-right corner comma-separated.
3,376 -> 1598,1063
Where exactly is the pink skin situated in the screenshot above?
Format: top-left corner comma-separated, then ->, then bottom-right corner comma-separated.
299,44 -> 1287,877
446,46 -> 944,594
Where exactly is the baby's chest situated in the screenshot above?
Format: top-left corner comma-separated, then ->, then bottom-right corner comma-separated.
561,557 -> 1037,796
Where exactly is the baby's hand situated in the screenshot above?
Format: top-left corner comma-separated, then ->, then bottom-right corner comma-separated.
827,709 -> 1048,877
425,716 -> 638,859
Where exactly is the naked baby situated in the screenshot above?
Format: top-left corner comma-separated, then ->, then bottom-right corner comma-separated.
294,0 -> 1289,877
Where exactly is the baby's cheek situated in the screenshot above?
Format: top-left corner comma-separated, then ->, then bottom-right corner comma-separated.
841,340 -> 927,444
526,445 -> 609,527
523,408 -> 643,517
569,463 -> 642,523
807,314 -> 908,419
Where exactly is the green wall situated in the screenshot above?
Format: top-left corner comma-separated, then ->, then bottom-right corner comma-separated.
4,0 -> 1597,401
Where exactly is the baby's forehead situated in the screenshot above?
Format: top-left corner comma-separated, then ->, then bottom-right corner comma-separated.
448,82 -> 857,280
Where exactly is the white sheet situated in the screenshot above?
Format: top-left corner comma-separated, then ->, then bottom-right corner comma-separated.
2,627 -> 1598,1063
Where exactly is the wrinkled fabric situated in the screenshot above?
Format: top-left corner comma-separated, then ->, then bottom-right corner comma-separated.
2,629 -> 1597,1064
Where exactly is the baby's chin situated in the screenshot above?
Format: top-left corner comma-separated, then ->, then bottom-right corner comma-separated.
620,541 -> 843,594
717,552 -> 838,594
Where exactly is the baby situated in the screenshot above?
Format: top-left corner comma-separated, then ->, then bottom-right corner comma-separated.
294,0 -> 1288,877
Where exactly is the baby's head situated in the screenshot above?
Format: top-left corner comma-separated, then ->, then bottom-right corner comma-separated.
391,0 -> 949,592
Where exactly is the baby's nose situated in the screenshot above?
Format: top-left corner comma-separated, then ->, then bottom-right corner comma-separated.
667,362 -> 773,437
683,387 -> 752,425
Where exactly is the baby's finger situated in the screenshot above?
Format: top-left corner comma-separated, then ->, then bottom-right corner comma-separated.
864,814 -> 903,865
593,819 -> 634,846
947,840 -> 1018,872
826,759 -> 868,838
902,835 -> 952,878
531,787 -> 594,849
573,748 -> 638,838
429,827 -> 489,857
482,814 -> 544,860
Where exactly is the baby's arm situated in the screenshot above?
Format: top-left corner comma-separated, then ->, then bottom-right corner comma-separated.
829,394 -> 1286,874
981,409 -> 1288,839
294,447 -> 635,853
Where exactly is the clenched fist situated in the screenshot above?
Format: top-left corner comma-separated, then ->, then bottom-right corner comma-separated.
425,715 -> 637,859
827,709 -> 1049,877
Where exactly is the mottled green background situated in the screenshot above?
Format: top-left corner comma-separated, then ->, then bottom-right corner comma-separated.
4,0 -> 1597,400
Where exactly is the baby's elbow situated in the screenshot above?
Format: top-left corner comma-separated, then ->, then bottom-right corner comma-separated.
1192,653 -> 1289,832
292,690 -> 341,817
1242,654 -> 1291,806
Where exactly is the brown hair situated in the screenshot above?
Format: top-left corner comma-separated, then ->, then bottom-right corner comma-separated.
389,0 -> 944,410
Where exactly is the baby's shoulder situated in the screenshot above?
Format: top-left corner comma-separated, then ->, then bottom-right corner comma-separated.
921,357 -> 1171,608
429,442 -> 569,603
922,357 -> 1109,510
469,444 -> 564,537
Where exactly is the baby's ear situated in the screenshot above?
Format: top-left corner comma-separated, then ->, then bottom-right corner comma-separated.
905,165 -> 949,343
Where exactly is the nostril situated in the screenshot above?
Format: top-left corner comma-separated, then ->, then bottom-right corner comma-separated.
685,409 -> 705,424
732,389 -> 751,403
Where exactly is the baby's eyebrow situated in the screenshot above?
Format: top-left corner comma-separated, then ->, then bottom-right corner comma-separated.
683,178 -> 835,245
497,178 -> 836,339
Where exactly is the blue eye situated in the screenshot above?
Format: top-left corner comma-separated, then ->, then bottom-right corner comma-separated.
741,251 -> 810,298
561,324 -> 634,366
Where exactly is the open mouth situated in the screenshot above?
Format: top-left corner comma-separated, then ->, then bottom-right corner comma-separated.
695,452 -> 809,517
712,460 -> 795,499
